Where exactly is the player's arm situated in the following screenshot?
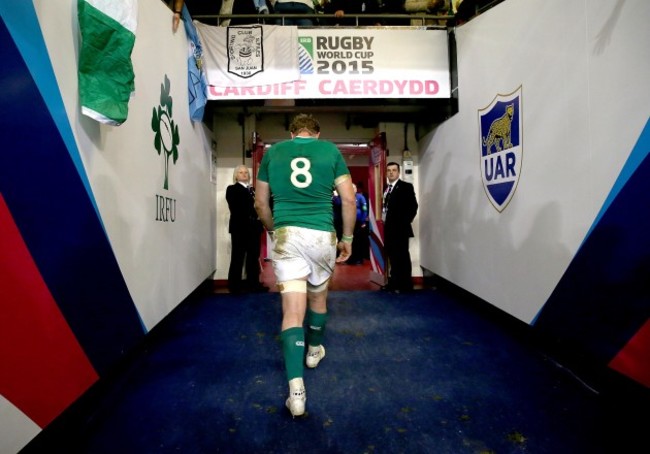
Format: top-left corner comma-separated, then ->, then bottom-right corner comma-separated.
172,0 -> 183,32
254,180 -> 274,232
335,174 -> 355,262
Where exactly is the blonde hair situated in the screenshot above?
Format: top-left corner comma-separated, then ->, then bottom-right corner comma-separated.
232,165 -> 250,184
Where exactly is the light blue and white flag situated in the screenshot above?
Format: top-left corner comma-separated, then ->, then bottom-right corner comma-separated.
77,0 -> 137,126
181,5 -> 208,122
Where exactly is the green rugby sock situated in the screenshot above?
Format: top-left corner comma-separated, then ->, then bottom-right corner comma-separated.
307,309 -> 328,347
280,327 -> 305,381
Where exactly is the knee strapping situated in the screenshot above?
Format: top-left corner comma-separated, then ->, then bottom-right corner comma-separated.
279,279 -> 307,293
307,280 -> 329,293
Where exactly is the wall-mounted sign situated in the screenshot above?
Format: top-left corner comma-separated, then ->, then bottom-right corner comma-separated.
199,26 -> 450,100
478,86 -> 523,212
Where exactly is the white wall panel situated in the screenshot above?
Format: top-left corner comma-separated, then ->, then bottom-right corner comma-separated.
586,1 -> 650,216
35,0 -> 216,330
0,396 -> 40,454
419,0 -> 650,323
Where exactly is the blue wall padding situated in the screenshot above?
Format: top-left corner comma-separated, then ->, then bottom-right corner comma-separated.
534,120 -> 650,363
0,19 -> 145,375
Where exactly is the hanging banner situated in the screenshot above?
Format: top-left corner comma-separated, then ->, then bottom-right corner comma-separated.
205,28 -> 450,100
196,23 -> 300,88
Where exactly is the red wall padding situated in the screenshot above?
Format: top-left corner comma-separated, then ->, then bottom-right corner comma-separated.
0,195 -> 99,427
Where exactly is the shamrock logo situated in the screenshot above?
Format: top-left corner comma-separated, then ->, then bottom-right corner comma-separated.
151,75 -> 180,190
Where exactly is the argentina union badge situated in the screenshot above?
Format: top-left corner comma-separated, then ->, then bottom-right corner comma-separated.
478,86 -> 523,212
227,26 -> 263,79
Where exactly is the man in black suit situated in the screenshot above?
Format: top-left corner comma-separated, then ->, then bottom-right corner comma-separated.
226,165 -> 267,293
382,161 -> 418,292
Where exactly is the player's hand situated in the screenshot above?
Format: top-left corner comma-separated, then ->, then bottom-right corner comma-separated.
336,241 -> 352,263
172,13 -> 181,32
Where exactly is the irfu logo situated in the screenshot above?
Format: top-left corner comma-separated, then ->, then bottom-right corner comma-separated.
151,75 -> 179,190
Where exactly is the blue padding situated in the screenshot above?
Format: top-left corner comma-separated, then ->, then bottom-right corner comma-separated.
0,1 -> 101,220
533,120 -> 650,364
585,120 -> 650,242
0,20 -> 145,375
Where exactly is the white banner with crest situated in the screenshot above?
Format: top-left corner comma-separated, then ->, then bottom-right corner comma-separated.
196,23 -> 300,88
200,27 -> 450,100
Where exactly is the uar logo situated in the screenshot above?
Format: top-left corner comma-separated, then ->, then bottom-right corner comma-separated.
478,87 -> 523,212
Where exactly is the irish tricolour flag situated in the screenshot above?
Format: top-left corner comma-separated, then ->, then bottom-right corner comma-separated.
78,0 -> 137,126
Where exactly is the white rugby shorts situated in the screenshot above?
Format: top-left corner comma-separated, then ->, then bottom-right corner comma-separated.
271,226 -> 337,286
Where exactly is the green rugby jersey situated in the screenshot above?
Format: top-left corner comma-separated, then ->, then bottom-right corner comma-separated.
257,137 -> 350,232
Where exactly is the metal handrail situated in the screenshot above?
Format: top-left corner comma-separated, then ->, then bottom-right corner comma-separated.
193,13 -> 456,28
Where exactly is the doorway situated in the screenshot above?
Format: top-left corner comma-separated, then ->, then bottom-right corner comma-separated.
249,140 -> 383,292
